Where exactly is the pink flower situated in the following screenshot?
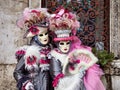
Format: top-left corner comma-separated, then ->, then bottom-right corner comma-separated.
27,56 -> 37,65
29,26 -> 39,35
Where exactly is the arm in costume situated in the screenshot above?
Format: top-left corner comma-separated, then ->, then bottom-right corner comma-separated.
13,57 -> 30,90
15,46 -> 28,62
50,56 -> 64,87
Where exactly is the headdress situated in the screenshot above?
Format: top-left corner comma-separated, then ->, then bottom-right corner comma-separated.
49,7 -> 80,42
17,8 -> 50,38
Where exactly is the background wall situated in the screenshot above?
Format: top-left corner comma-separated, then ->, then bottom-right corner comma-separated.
0,0 -> 28,64
110,0 -> 120,90
110,0 -> 120,58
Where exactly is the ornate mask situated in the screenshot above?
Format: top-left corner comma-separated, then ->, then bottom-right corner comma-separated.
37,27 -> 49,45
58,40 -> 70,53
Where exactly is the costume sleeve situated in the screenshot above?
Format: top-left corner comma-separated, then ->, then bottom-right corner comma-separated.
49,56 -> 64,87
13,57 -> 30,89
15,45 -> 28,62
50,57 -> 62,78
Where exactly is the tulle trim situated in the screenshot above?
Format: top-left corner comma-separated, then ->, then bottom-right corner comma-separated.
70,36 -> 92,51
83,64 -> 105,90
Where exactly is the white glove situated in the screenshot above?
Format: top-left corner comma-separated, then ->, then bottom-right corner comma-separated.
25,81 -> 35,90
79,67 -> 86,79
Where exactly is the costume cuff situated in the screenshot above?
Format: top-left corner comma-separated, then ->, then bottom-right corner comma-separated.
52,73 -> 64,87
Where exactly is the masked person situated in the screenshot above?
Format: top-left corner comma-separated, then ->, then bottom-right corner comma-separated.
13,8 -> 53,90
48,7 -> 105,90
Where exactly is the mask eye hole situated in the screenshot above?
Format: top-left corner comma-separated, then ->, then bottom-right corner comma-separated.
45,32 -> 48,35
66,42 -> 70,45
39,34 -> 43,37
59,42 -> 64,45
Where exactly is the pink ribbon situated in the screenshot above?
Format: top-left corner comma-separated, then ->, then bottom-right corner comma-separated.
51,8 -> 65,19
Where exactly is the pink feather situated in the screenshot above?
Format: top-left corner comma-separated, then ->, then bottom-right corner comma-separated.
84,64 -> 106,90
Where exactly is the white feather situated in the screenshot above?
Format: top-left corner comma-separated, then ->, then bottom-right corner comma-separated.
24,45 -> 41,70
50,50 -> 68,66
40,64 -> 50,72
15,45 -> 29,52
55,73 -> 83,90
25,63 -> 39,71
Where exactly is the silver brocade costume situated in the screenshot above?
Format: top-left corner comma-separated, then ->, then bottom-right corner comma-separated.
13,42 -> 54,90
49,49 -> 86,90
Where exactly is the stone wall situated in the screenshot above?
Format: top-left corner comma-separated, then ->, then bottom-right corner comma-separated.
0,0 -> 40,64
110,0 -> 120,58
0,0 -> 28,64
109,0 -> 120,90
0,64 -> 17,90
0,0 -> 28,89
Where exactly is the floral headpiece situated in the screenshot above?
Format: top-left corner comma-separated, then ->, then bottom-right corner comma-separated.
17,8 -> 50,38
49,7 -> 80,41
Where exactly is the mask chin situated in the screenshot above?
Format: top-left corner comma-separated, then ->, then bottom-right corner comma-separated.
59,49 -> 69,54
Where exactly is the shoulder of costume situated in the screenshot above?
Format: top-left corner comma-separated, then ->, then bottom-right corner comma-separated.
15,45 -> 30,62
15,45 -> 29,53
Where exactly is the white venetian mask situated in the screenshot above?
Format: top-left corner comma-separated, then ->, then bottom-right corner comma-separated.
59,40 -> 70,53
38,27 -> 49,45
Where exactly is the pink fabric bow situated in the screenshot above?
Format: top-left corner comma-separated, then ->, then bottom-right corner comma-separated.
51,8 -> 65,19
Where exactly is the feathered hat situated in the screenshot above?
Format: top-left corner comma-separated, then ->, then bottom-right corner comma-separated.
49,7 -> 80,42
17,7 -> 50,38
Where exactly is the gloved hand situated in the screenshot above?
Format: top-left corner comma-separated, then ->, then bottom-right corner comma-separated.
22,80 -> 35,90
25,81 -> 34,90
79,67 -> 86,79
